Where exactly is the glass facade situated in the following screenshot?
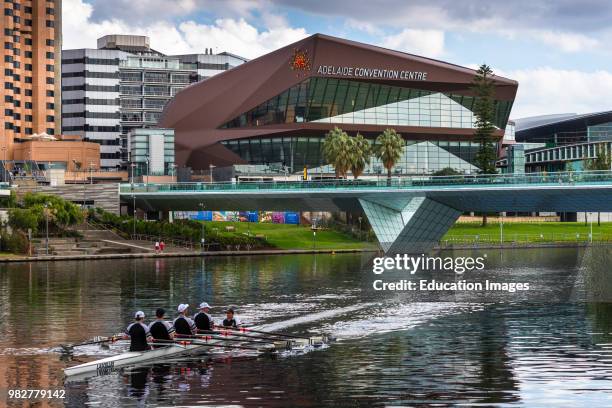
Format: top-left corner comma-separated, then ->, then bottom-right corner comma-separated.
222,137 -> 480,174
222,77 -> 513,130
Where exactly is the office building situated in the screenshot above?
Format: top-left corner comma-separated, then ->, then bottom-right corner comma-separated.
127,127 -> 174,177
62,34 -> 247,169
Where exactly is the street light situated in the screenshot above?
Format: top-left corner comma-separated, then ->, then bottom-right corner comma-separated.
209,164 -> 216,183
145,154 -> 150,185
43,203 -> 49,255
130,162 -> 136,184
199,202 -> 206,252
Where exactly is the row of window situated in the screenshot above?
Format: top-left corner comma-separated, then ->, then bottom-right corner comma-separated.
62,84 -> 119,92
4,123 -> 54,135
63,111 -> 119,119
63,125 -> 119,132
62,57 -> 119,66
3,6 -> 55,14
62,98 -> 119,105
526,143 -> 611,163
62,70 -> 119,79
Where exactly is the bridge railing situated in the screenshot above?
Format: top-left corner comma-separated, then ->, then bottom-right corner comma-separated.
119,170 -> 612,194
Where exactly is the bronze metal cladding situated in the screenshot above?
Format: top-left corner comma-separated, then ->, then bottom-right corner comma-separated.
160,33 -> 518,170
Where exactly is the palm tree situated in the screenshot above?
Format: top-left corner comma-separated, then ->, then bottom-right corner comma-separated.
374,128 -> 404,184
322,127 -> 352,178
349,133 -> 371,179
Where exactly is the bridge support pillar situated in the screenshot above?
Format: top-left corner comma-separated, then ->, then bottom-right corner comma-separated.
359,197 -> 460,254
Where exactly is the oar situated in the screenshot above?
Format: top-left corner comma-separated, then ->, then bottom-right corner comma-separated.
151,338 -> 275,353
179,334 -> 270,345
59,335 -> 123,352
197,329 -> 299,342
225,327 -> 313,341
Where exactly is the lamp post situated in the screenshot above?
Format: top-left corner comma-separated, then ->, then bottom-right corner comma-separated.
199,202 -> 205,253
145,154 -> 150,185
130,162 -> 136,184
209,164 -> 216,183
1,145 -> 7,182
43,203 -> 49,255
89,161 -> 94,185
171,163 -> 177,182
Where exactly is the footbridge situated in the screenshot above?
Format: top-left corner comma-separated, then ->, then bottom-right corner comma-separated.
119,171 -> 612,254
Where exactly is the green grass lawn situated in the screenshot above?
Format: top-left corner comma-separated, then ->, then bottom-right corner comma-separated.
444,222 -> 612,244
206,221 -> 377,250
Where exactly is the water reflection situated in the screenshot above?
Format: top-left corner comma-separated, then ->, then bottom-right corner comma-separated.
0,249 -> 611,406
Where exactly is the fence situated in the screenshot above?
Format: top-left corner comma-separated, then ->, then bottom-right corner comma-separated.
439,232 -> 612,247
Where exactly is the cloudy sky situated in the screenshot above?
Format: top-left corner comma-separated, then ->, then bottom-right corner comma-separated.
63,0 -> 612,119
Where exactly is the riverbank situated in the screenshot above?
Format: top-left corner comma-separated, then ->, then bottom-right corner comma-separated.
0,247 -> 376,263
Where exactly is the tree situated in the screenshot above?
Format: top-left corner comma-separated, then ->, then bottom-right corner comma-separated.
585,145 -> 611,171
585,145 -> 611,225
349,133 -> 372,179
8,208 -> 40,234
433,167 -> 461,176
374,128 -> 404,184
20,192 -> 84,231
322,127 -> 352,178
472,64 -> 498,175
471,64 -> 498,226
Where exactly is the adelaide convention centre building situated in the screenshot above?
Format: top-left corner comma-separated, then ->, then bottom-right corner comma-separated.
161,34 -> 518,177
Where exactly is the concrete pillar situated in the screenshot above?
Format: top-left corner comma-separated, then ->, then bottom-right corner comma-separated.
360,196 -> 460,254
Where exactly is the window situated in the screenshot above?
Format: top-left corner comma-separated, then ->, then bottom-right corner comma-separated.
46,77 -> 54,84
13,112 -> 19,120
46,39 -> 54,46
4,55 -> 12,62
5,122 -> 13,130
4,28 -> 11,35
45,20 -> 54,28
25,102 -> 32,109
25,89 -> 31,96
46,103 -> 54,109
46,115 -> 54,122
24,6 -> 32,13
4,68 -> 11,76
13,125 -> 19,133
25,51 -> 32,58
46,7 -> 54,15
4,95 -> 12,103
45,51 -> 54,59
25,114 -> 32,121
12,15 -> 19,23
12,48 -> 19,56
4,81 -> 12,89
24,19 -> 32,26
25,76 -> 32,83
13,86 -> 19,94
46,90 -> 54,97
25,128 -> 32,135
4,108 -> 12,116
4,8 -> 13,16
25,38 -> 32,45
12,73 -> 18,80
4,42 -> 12,49
25,63 -> 32,71
46,64 -> 53,72
13,100 -> 20,107
12,60 -> 18,68
46,128 -> 54,135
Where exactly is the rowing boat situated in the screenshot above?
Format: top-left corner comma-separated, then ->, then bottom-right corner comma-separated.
64,330 -> 269,380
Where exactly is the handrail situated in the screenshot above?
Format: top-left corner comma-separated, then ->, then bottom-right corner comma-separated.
118,170 -> 612,194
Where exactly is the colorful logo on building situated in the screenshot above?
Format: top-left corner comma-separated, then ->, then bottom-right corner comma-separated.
289,48 -> 311,77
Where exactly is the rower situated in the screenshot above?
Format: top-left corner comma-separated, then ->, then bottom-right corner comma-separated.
124,311 -> 152,352
222,308 -> 240,329
148,308 -> 174,344
173,303 -> 196,337
193,302 -> 214,332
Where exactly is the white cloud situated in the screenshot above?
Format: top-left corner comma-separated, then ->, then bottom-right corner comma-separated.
62,0 -> 308,59
381,29 -> 445,58
501,68 -> 612,118
530,30 -> 600,53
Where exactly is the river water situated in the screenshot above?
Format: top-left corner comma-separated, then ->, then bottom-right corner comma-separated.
1,247 -> 612,407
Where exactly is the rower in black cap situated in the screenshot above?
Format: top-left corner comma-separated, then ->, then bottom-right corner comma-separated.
222,308 -> 240,328
148,308 -> 175,346
124,311 -> 152,352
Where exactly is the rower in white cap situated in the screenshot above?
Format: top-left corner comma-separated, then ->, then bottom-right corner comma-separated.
193,302 -> 214,332
173,304 -> 196,337
124,311 -> 152,351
